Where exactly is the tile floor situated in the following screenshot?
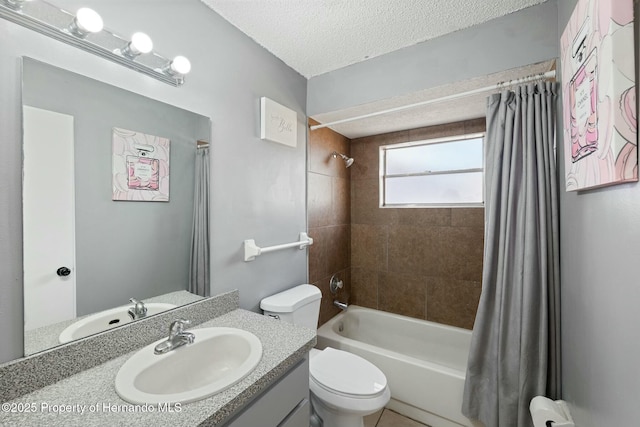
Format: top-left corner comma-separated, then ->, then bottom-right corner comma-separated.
364,408 -> 430,427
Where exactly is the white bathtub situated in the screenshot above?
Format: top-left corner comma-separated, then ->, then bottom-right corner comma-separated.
316,305 -> 474,427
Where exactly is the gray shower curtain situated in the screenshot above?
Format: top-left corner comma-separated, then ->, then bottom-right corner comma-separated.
462,82 -> 561,427
189,147 -> 210,297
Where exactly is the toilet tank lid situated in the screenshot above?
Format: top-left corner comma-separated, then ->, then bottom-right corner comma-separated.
260,284 -> 321,313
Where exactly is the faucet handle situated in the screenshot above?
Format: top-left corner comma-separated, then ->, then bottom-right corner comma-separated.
169,319 -> 190,338
330,275 -> 344,295
129,298 -> 147,316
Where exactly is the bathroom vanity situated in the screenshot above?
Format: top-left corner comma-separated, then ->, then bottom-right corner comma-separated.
0,291 -> 315,426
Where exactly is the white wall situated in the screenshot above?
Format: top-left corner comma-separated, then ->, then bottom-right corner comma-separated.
0,0 -> 307,363
557,1 -> 640,425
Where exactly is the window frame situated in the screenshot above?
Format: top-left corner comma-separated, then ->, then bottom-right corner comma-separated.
379,132 -> 485,209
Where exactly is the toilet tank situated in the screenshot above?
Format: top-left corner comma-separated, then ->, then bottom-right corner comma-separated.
260,284 -> 321,329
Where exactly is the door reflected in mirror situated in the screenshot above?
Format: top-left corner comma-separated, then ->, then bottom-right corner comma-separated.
21,58 -> 211,356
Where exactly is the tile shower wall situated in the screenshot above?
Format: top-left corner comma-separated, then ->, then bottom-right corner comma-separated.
308,119 -> 351,326
350,119 -> 486,330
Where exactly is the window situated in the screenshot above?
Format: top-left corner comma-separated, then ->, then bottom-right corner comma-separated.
380,133 -> 484,207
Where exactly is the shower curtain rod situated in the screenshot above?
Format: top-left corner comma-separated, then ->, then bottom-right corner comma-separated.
309,70 -> 556,131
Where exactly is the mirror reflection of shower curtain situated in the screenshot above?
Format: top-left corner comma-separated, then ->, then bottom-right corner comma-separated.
189,147 -> 210,297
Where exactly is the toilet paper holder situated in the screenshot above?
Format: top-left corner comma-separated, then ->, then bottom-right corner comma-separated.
530,396 -> 575,427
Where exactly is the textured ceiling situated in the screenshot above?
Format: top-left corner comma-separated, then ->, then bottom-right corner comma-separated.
201,0 -> 548,78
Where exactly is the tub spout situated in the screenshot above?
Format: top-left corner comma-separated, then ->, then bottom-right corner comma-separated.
333,300 -> 348,311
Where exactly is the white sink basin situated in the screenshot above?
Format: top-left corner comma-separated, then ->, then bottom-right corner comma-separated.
58,303 -> 176,343
115,327 -> 263,404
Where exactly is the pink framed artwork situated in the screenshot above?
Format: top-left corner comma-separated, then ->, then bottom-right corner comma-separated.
112,127 -> 170,201
560,0 -> 637,191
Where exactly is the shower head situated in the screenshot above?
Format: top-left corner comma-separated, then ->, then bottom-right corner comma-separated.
332,151 -> 354,168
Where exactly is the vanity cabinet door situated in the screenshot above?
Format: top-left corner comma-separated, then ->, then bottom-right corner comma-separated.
224,357 -> 309,427
278,398 -> 310,427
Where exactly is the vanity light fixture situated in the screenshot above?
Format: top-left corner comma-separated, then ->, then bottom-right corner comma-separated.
67,7 -> 103,38
2,0 -> 25,11
0,0 -> 190,86
118,32 -> 154,59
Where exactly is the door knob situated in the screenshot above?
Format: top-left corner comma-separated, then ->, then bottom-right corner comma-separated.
56,267 -> 71,277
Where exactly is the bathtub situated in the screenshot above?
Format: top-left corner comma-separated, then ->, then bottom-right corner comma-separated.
316,305 -> 474,427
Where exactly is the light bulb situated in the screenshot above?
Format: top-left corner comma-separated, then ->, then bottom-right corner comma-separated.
160,56 -> 191,84
119,32 -> 153,58
75,8 -> 103,33
69,8 -> 103,38
130,32 -> 153,55
170,56 -> 191,75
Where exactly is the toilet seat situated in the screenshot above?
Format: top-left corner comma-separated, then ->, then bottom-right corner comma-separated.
310,347 -> 387,399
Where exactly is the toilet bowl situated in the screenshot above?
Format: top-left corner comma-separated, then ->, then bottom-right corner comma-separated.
260,285 -> 390,427
309,348 -> 390,427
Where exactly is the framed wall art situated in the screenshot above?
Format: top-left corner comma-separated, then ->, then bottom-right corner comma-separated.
112,127 -> 170,201
560,0 -> 637,191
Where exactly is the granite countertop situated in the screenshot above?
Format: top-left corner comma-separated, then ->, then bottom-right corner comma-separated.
24,291 -> 204,356
3,309 -> 316,427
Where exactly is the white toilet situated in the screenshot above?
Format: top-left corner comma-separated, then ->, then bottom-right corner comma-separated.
260,284 -> 390,427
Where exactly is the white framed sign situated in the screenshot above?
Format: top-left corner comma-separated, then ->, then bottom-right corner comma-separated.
260,97 -> 297,148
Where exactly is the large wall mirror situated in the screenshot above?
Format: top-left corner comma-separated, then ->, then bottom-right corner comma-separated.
22,57 -> 211,356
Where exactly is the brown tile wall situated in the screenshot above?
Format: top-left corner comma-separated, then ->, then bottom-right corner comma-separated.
308,119 -> 351,327
350,118 -> 486,330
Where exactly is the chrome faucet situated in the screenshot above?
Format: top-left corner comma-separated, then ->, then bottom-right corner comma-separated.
154,319 -> 195,355
128,298 -> 147,320
333,300 -> 348,311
